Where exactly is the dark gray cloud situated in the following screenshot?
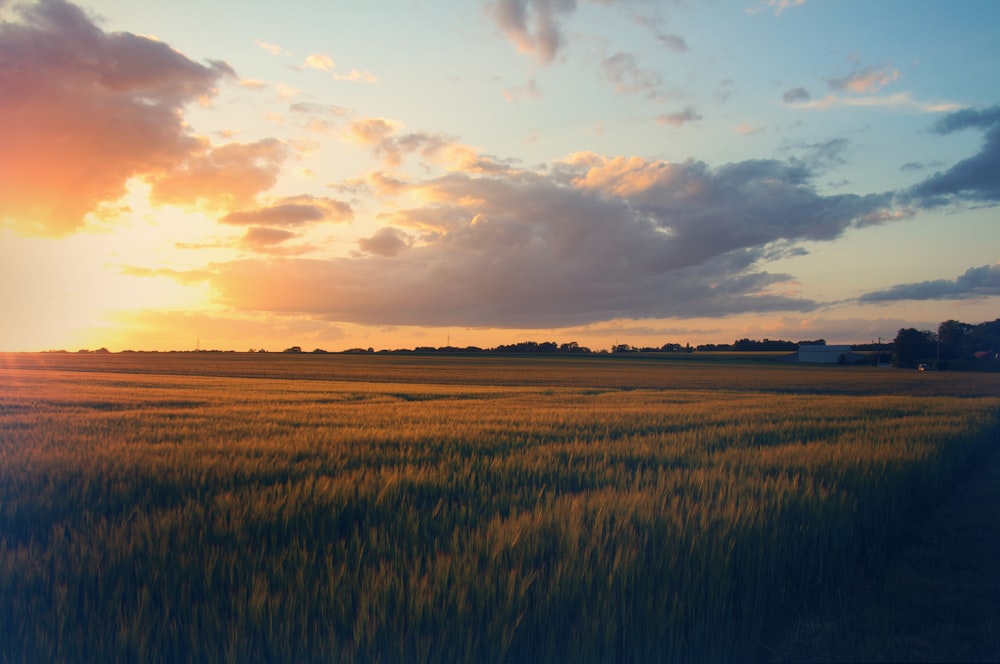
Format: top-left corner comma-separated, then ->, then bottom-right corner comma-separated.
782,87 -> 811,104
211,155 -> 895,327
906,105 -> 1000,206
859,263 -> 1000,302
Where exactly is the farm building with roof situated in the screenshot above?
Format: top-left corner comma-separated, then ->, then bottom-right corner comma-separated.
797,344 -> 866,364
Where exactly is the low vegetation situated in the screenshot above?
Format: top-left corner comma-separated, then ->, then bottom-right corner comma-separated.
1,353 -> 998,662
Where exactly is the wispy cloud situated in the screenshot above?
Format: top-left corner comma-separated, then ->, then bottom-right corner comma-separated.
504,79 -> 542,103
657,33 -> 689,53
767,0 -> 807,15
346,117 -> 507,172
795,92 -> 962,113
600,51 -> 665,98
332,69 -> 376,83
301,53 -> 376,82
828,65 -> 899,94
658,107 -> 702,127
747,0 -> 807,16
254,40 -> 287,57
734,123 -> 764,135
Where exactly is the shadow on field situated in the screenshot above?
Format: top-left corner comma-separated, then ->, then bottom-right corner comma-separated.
769,442 -> 1000,662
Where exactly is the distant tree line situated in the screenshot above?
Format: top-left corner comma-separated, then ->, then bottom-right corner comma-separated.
892,318 -> 1000,370
67,320 -> 996,370
696,338 -> 826,352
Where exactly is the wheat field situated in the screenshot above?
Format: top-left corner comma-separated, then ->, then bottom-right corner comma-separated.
2,353 -> 998,663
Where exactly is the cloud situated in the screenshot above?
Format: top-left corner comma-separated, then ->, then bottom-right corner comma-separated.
487,0 -> 577,65
859,263 -> 1000,302
301,53 -> 376,82
220,195 -> 354,226
346,117 -> 508,172
242,226 -> 297,248
504,79 -> 542,103
795,92 -> 961,113
255,40 -> 287,57
899,160 -> 944,172
148,138 -> 288,209
782,87 -> 811,104
303,53 -> 335,71
207,152 -> 896,328
289,102 -> 350,133
657,33 -> 688,52
781,137 -> 850,172
767,0 -> 807,15
828,65 -> 899,94
0,0 -> 234,236
600,51 -> 664,98
715,78 -> 735,103
658,107 -> 702,127
332,69 -> 376,83
119,265 -> 212,284
735,123 -> 764,136
357,227 -> 413,257
906,105 -> 1000,205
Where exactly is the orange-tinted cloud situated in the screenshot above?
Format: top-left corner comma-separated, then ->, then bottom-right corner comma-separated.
828,65 -> 899,94
0,0 -> 234,236
241,226 -> 297,248
149,139 -> 288,210
347,117 -> 507,173
220,195 -> 353,226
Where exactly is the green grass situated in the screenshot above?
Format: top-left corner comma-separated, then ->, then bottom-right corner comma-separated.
1,353 -> 998,663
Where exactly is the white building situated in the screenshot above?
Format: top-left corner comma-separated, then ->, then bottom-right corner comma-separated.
797,344 -> 865,364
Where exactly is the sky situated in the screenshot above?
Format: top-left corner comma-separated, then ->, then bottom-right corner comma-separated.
1,0 -> 999,352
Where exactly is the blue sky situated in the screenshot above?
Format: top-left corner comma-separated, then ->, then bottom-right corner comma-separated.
1,0 -> 998,351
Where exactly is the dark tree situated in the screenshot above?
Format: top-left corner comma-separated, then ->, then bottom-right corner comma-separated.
937,320 -> 973,359
893,328 -> 936,368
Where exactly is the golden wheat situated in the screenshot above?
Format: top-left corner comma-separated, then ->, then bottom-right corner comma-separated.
1,353 -> 997,662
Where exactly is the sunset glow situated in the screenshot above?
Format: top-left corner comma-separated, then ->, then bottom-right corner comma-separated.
1,0 -> 998,352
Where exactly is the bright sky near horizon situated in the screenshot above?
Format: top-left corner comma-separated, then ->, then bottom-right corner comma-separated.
1,0 -> 998,352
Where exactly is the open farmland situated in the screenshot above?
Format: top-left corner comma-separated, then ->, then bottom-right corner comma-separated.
1,353 -> 999,663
